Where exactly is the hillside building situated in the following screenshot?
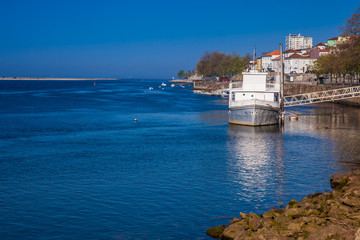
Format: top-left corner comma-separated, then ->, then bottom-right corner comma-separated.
285,34 -> 313,50
260,50 -> 280,71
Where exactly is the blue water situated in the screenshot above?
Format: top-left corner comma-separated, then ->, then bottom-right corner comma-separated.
1,80 -> 360,239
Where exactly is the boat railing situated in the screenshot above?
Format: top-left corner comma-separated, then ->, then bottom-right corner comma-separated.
266,83 -> 280,91
230,82 -> 279,91
229,99 -> 279,108
229,82 -> 243,89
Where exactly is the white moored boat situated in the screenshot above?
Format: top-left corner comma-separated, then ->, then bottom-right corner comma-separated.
228,71 -> 280,126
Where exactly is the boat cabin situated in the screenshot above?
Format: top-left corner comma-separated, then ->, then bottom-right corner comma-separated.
230,72 -> 279,104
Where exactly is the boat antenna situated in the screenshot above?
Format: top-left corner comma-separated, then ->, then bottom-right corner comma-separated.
253,45 -> 256,70
280,43 -> 285,124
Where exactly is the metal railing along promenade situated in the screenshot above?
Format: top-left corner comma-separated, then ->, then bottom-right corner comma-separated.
284,85 -> 360,107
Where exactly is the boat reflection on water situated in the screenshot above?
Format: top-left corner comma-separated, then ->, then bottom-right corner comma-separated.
226,124 -> 285,209
287,103 -> 360,172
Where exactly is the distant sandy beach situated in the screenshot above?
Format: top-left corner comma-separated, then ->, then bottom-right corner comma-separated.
0,77 -> 118,81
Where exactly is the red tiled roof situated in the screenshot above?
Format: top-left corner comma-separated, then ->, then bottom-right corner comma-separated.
328,37 -> 338,40
319,49 -> 330,52
263,50 -> 280,56
314,42 -> 325,47
283,49 -> 299,53
272,56 -> 281,61
286,53 -> 308,59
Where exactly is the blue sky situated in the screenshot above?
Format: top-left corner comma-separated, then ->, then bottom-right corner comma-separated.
0,0 -> 358,79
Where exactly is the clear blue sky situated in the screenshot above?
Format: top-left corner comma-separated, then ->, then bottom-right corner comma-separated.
0,0 -> 358,79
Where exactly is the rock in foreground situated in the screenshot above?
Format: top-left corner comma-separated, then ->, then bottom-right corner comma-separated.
207,170 -> 360,240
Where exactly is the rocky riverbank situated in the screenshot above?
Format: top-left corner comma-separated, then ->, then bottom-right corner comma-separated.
207,170 -> 360,240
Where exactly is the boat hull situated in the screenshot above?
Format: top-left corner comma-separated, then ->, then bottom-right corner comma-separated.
229,105 -> 280,126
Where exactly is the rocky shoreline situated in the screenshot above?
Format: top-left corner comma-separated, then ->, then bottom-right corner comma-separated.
207,170 -> 360,240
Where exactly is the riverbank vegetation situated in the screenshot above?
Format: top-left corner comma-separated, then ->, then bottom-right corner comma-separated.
196,51 -> 251,80
177,69 -> 195,79
314,6 -> 360,85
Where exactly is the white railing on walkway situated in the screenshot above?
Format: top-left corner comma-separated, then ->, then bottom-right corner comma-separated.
284,85 -> 360,107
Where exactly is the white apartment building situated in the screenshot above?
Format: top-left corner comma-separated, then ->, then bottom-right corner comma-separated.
272,54 -> 317,74
285,34 -> 313,50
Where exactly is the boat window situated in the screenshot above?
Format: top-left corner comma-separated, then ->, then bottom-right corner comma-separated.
243,94 -> 245,96
251,95 -> 254,97
232,92 -> 235,101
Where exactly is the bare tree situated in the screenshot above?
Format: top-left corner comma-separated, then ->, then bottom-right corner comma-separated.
341,5 -> 360,36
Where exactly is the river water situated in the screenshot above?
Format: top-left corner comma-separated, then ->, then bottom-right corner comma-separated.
0,80 -> 360,239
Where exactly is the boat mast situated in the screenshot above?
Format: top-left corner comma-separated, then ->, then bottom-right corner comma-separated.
253,45 -> 256,71
280,43 -> 285,123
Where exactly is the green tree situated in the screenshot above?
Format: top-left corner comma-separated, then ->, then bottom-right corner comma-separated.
315,6 -> 360,84
177,70 -> 184,79
196,51 -> 250,80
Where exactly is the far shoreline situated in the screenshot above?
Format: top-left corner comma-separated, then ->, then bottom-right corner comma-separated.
0,77 -> 119,81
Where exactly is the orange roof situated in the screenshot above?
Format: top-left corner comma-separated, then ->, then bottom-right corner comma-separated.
263,50 -> 280,56
319,49 -> 330,52
272,56 -> 281,61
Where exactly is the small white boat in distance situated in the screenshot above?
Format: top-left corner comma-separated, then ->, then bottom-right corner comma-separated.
149,87 -> 153,90
161,83 -> 166,87
171,84 -> 175,87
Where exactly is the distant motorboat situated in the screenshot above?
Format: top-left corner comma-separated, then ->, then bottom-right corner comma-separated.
161,83 -> 166,87
149,87 -> 153,90
171,84 -> 175,87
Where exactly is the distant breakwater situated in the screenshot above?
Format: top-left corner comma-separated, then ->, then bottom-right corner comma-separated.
207,170 -> 360,240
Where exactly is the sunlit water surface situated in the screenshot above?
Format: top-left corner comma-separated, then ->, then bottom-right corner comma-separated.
1,80 -> 360,239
